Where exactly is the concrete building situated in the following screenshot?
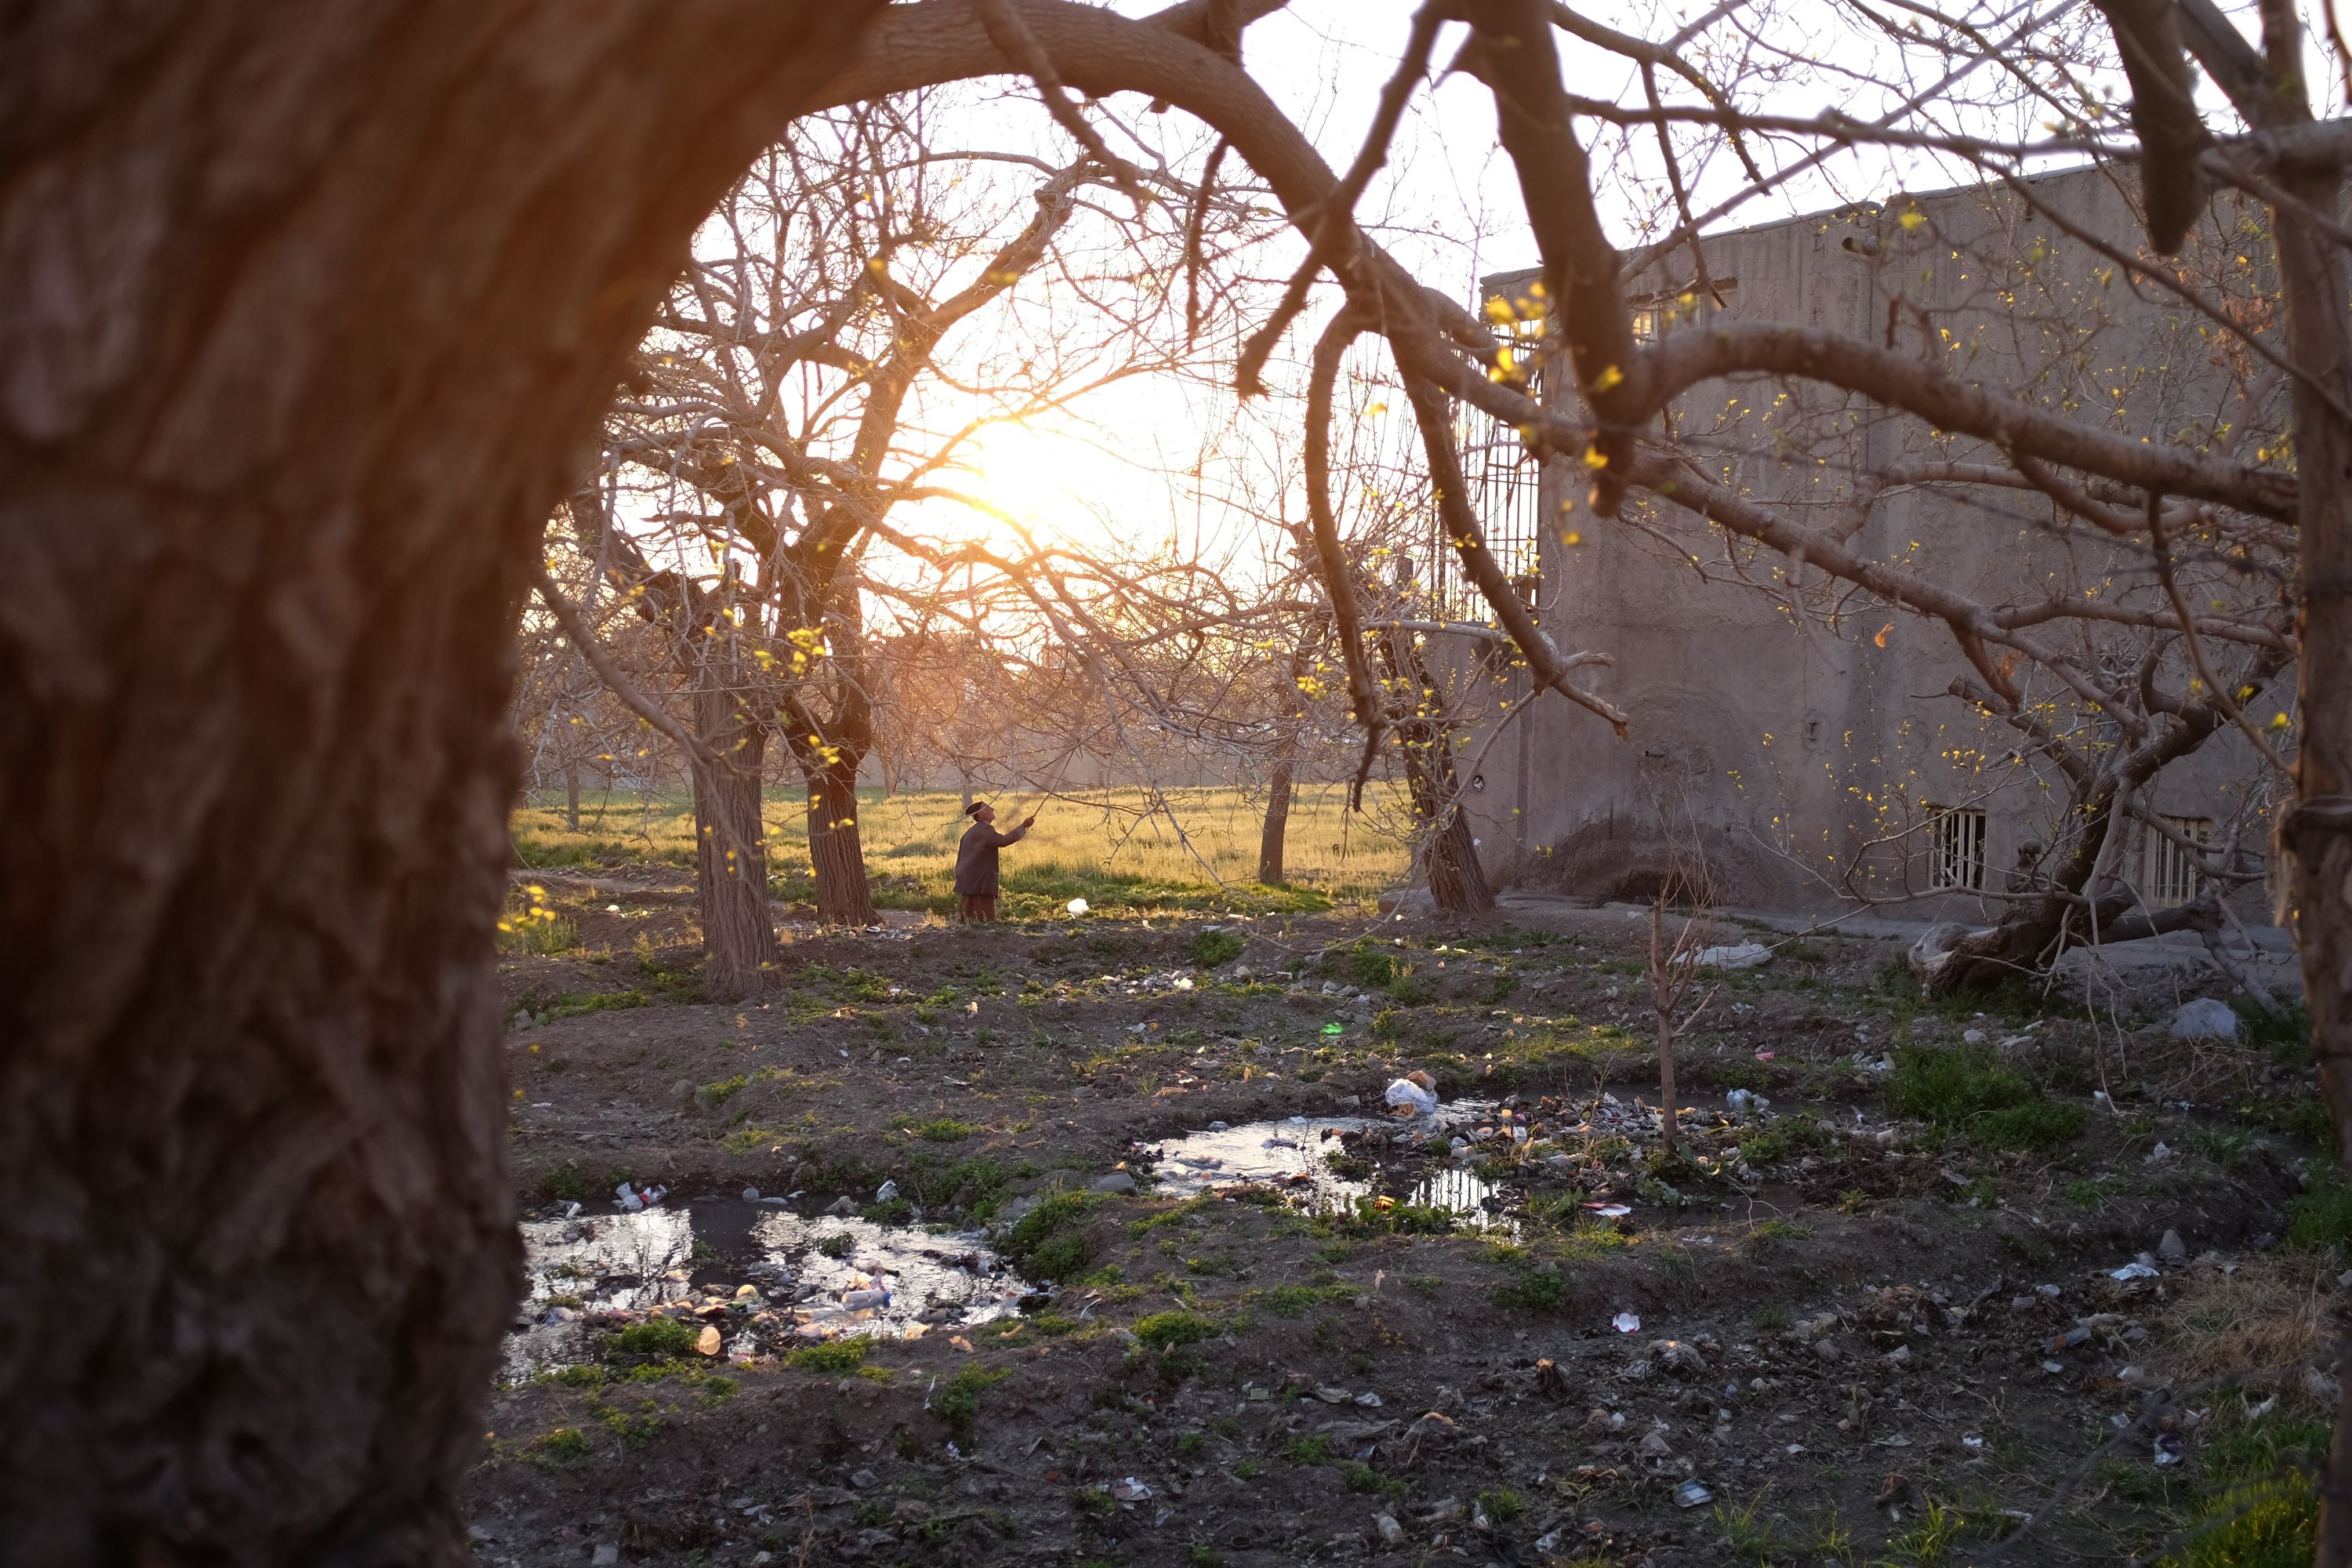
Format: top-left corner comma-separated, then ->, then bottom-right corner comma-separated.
1447,165 -> 2285,924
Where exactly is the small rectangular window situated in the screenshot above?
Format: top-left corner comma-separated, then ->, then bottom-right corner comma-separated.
2142,815 -> 2212,908
1928,805 -> 1986,891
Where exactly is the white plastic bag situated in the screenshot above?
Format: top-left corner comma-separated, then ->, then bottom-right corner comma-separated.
1384,1076 -> 1438,1116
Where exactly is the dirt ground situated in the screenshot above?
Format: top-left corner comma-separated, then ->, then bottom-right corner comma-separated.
464,871 -> 2342,1567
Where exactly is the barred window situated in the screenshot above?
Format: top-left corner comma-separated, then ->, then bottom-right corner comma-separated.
1929,805 -> 1986,892
2142,815 -> 2212,908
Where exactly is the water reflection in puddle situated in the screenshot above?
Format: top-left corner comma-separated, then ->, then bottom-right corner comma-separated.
508,1198 -> 1029,1377
1140,1111 -> 1516,1232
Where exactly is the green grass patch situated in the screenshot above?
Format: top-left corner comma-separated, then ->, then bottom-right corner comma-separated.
1494,1259 -> 1569,1313
1133,1310 -> 1218,1351
933,1364 -> 1011,1441
2288,1173 -> 2352,1262
1189,927 -> 1247,967
999,1190 -> 1102,1281
613,1317 -> 700,1359
2163,1400 -> 2328,1568
1886,1044 -> 2085,1151
786,1339 -> 869,1374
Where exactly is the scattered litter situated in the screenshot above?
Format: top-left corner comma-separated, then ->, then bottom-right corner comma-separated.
1588,1203 -> 1633,1219
1692,942 -> 1772,970
2154,1432 -> 2185,1467
1322,1022 -> 1346,1036
874,1180 -> 898,1203
1650,1339 -> 1710,1376
1962,1435 -> 1984,1450
1373,1515 -> 1405,1546
614,1181 -> 668,1213
1066,898 -> 1089,916
1672,1479 -> 1715,1508
2169,997 -> 2239,1040
1109,1477 -> 1152,1502
2111,1261 -> 2158,1282
1383,1073 -> 1439,1117
1612,1311 -> 1642,1334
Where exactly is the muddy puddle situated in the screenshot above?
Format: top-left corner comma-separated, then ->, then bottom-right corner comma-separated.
506,1197 -> 1029,1379
1137,1105 -> 1518,1230
1135,1091 -> 1886,1237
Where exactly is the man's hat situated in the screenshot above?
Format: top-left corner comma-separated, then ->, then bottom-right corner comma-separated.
964,800 -> 989,817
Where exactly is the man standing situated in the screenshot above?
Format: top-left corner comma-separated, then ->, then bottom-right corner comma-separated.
955,800 -> 1036,924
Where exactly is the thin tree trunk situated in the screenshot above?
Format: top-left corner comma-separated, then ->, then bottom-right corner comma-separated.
565,757 -> 583,832
1258,753 -> 1295,885
1648,900 -> 1680,1159
808,760 -> 879,926
0,5 -> 875,1559
1259,626 -> 1319,885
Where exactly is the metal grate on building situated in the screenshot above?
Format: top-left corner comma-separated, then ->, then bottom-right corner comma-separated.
1928,805 -> 1987,892
2141,815 -> 2211,908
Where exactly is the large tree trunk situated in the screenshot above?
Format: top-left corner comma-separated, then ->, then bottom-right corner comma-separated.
808,758 -> 880,926
2270,161 -> 2352,1563
0,5 -> 875,1562
1424,800 -> 1497,913
1378,630 -> 1496,913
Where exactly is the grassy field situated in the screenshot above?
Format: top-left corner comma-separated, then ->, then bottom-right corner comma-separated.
512,782 -> 1410,915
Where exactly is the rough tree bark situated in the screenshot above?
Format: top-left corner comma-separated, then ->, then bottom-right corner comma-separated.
781,579 -> 880,927
0,4 -> 877,1562
1259,747 -> 1297,885
1379,630 -> 1497,914
2262,65 -> 2352,1568
807,760 -> 878,926
691,675 -> 782,999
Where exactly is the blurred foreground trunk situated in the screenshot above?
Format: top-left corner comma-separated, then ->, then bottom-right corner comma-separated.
0,3 -> 872,1560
